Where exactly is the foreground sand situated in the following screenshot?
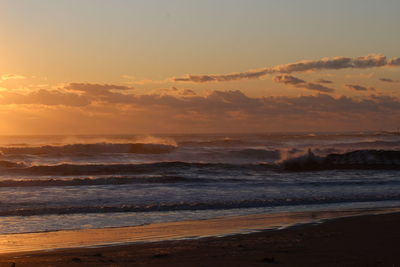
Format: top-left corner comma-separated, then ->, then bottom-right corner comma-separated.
0,212 -> 400,266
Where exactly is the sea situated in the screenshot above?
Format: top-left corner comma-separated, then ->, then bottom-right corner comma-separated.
0,132 -> 400,235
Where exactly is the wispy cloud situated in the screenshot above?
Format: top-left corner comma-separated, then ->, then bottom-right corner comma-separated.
315,79 -> 333,84
273,75 -> 335,93
274,75 -> 305,85
379,78 -> 398,83
66,83 -> 134,93
173,54 -> 398,83
155,87 -> 198,97
345,84 -> 375,91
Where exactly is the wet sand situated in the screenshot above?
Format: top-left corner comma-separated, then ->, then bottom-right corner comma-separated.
1,211 -> 400,266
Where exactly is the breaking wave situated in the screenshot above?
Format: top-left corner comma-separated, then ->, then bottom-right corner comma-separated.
1,149 -> 400,176
283,150 -> 400,171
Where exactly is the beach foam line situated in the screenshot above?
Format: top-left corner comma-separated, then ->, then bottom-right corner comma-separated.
0,207 -> 399,255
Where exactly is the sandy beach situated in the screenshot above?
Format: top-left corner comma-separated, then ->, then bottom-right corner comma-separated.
0,211 -> 400,266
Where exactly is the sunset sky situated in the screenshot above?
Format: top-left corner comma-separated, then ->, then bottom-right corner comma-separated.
1,0 -> 399,134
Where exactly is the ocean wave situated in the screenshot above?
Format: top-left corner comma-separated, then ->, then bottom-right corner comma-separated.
319,140 -> 400,149
0,143 -> 176,155
179,138 -> 247,147
1,149 -> 400,176
229,148 -> 280,160
283,149 -> 400,171
2,195 -> 400,216
0,161 -> 275,176
1,175 -> 400,188
0,175 -> 249,187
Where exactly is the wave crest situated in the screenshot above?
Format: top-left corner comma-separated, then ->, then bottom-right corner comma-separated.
283,149 -> 400,171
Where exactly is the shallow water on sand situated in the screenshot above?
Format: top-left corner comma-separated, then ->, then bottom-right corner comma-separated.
1,206 -> 399,254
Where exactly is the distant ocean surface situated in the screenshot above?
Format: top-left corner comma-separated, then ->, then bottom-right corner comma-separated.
1,132 -> 400,234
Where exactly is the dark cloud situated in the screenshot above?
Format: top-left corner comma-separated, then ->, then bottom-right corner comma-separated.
351,54 -> 387,68
379,78 -> 398,83
345,84 -> 374,91
274,75 -> 335,93
173,70 -> 268,83
173,54 -> 398,83
388,57 -> 400,66
315,79 -> 333,84
66,83 -> 134,96
274,75 -> 305,85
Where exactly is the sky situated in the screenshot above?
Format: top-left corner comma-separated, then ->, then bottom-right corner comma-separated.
0,0 -> 399,134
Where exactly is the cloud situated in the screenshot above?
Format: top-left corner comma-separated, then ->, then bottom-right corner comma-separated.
1,74 -> 26,81
388,57 -> 400,66
274,75 -> 305,85
129,90 -> 400,116
1,86 -> 400,133
173,54 -> 398,83
66,83 -> 134,94
315,79 -> 333,84
172,70 -> 268,83
351,54 -> 387,68
379,78 -> 398,83
273,75 -> 335,93
345,84 -> 375,91
2,84 -> 398,118
272,54 -> 387,73
154,87 -> 198,97
63,83 -> 137,104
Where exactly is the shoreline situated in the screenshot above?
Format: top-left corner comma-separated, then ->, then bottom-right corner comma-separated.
0,211 -> 400,266
0,206 -> 399,255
